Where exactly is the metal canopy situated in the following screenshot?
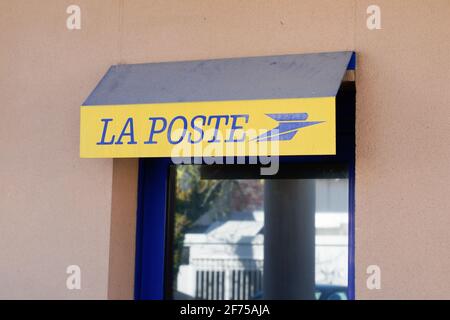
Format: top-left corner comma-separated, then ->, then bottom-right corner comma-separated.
83,51 -> 355,106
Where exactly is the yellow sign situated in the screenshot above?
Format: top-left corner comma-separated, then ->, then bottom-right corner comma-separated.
80,97 -> 335,158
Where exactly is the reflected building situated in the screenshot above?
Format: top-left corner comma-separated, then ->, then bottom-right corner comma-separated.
175,179 -> 348,300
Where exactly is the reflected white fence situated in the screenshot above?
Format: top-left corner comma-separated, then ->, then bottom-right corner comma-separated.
177,243 -> 347,300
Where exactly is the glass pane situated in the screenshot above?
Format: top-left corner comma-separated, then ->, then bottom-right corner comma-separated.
172,165 -> 348,300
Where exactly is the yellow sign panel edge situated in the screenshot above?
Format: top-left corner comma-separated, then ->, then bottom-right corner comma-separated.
80,97 -> 336,158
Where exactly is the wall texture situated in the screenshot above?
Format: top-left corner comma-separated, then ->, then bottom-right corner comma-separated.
355,0 -> 450,299
0,0 -> 449,299
0,0 -> 119,299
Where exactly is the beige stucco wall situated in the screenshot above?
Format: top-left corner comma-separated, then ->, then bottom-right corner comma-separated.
107,159 -> 138,300
0,0 -> 449,299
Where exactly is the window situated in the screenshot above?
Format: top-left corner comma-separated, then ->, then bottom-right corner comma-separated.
167,164 -> 349,300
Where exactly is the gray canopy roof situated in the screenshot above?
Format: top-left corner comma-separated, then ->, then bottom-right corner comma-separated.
83,51 -> 355,106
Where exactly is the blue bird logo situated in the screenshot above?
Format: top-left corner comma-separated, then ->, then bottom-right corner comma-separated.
253,113 -> 324,142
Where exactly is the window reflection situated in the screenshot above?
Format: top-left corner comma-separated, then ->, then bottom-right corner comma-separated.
172,165 -> 348,300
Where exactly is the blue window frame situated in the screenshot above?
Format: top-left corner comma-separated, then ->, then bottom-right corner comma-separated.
134,158 -> 355,300
134,82 -> 355,300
